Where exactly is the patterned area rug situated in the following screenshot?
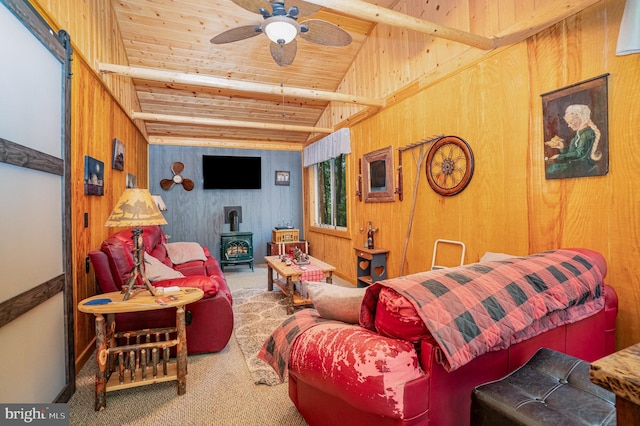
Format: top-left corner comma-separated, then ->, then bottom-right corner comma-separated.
232,287 -> 289,386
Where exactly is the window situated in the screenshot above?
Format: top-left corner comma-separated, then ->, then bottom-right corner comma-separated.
314,154 -> 347,229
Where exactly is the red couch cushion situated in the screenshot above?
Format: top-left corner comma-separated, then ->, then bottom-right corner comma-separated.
140,225 -> 165,254
290,323 -> 425,419
150,243 -> 172,267
154,275 -> 219,298
101,235 -> 134,290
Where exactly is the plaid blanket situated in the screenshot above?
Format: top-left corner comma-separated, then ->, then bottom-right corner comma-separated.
361,249 -> 604,371
258,309 -> 340,382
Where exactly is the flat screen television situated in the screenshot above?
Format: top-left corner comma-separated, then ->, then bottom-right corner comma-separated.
202,155 -> 262,189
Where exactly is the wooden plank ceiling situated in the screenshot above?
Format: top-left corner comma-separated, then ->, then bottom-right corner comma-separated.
107,0 -> 600,149
107,0 -> 390,148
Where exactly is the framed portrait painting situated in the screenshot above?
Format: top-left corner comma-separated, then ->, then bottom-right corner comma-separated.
541,74 -> 609,180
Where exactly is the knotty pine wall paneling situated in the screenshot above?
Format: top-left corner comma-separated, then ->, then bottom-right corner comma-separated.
526,0 -> 640,349
71,55 -> 149,369
307,0 -> 640,349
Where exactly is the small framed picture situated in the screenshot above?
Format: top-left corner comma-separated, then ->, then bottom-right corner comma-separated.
112,138 -> 124,171
126,173 -> 137,188
84,156 -> 104,196
275,170 -> 290,186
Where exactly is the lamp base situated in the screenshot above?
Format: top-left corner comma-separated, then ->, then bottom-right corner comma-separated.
122,227 -> 156,301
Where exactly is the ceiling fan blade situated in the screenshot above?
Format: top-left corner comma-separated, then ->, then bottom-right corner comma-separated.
299,19 -> 352,46
182,179 -> 195,191
160,179 -> 175,190
211,25 -> 262,44
270,40 -> 297,67
285,0 -> 322,17
231,0 -> 271,14
171,162 -> 185,175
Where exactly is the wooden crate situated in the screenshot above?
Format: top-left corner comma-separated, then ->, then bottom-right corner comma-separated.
272,229 -> 299,243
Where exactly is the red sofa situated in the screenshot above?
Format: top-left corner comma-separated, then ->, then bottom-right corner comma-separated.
88,225 -> 233,354
286,249 -> 618,426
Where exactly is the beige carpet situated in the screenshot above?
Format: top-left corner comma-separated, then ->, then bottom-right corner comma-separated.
232,287 -> 289,386
68,264 -> 311,426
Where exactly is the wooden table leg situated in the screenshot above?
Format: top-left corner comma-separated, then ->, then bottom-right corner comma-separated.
267,264 -> 274,291
95,314 -> 107,411
616,396 -> 640,425
106,313 -> 116,373
176,305 -> 187,395
286,276 -> 294,314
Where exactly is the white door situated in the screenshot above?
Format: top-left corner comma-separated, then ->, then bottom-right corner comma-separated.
0,0 -> 73,402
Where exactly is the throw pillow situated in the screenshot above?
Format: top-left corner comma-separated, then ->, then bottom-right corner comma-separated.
480,251 -> 517,262
164,242 -> 208,265
307,282 -> 366,324
144,252 -> 185,282
374,286 -> 431,343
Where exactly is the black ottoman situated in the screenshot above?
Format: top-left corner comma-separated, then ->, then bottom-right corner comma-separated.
471,348 -> 616,425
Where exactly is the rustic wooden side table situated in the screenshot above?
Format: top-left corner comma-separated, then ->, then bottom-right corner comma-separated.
78,288 -> 203,411
590,342 -> 640,425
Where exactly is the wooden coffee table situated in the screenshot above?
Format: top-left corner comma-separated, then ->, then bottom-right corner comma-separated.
78,287 -> 203,411
265,255 -> 335,314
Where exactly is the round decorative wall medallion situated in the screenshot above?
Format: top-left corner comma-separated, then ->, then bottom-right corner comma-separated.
425,135 -> 474,196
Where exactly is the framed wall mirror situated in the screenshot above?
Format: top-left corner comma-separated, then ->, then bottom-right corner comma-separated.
363,146 -> 395,202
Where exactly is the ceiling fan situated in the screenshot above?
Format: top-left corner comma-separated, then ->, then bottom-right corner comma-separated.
210,0 -> 352,67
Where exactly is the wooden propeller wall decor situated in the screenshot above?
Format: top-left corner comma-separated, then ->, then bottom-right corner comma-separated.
160,162 -> 194,191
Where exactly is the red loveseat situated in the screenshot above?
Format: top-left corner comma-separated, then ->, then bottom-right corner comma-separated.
88,225 -> 233,354
285,248 -> 618,426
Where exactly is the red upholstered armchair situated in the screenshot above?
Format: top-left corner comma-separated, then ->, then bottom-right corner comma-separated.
88,225 -> 233,354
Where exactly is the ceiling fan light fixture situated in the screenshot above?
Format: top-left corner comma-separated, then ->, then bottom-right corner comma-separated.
263,16 -> 299,45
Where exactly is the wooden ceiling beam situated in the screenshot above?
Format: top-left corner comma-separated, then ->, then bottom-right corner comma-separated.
148,136 -> 303,152
492,0 -> 603,48
303,0 -> 496,50
131,112 -> 333,134
98,62 -> 385,108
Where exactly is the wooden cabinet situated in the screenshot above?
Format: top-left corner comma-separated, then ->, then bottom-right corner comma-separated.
354,247 -> 389,287
266,240 -> 310,256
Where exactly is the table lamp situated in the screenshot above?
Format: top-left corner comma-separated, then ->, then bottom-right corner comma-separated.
105,188 -> 167,300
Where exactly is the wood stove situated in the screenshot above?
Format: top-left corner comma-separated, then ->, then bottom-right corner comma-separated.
220,232 -> 253,271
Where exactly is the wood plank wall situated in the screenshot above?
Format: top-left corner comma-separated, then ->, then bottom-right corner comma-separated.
29,0 -> 149,369
307,0 -> 640,350
71,57 -> 149,367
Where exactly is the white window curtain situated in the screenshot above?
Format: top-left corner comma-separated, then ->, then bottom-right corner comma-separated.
617,0 -> 640,56
303,128 -> 351,167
